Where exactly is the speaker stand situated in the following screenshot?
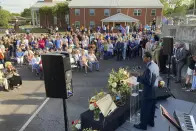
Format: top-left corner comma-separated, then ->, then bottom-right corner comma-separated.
166,55 -> 176,99
63,99 -> 69,131
167,55 -> 171,91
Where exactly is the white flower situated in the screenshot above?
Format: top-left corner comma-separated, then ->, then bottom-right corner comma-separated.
112,88 -> 117,93
112,82 -> 117,88
75,123 -> 81,129
89,104 -> 95,111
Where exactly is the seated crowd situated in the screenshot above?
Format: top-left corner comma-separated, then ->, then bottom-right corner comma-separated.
1,25 -> 194,92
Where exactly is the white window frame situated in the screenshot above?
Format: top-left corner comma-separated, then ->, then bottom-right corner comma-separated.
133,9 -> 142,16
151,9 -> 156,16
75,9 -> 80,16
90,21 -> 95,28
89,9 -> 95,16
104,9 -> 110,16
75,21 -> 80,28
117,9 -> 121,13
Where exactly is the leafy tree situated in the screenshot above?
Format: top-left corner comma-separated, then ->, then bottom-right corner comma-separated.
160,0 -> 187,16
0,9 -> 11,27
39,6 -> 53,28
21,8 -> 31,18
11,13 -> 20,16
39,2 -> 69,28
52,2 -> 69,27
160,0 -> 173,16
188,0 -> 196,9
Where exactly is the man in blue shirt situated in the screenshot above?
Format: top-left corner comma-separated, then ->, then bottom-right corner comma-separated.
55,37 -> 61,50
128,39 -> 137,59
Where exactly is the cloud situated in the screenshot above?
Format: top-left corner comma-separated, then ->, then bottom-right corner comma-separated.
1,0 -> 39,13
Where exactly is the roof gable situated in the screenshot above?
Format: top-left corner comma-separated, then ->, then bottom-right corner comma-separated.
101,13 -> 139,22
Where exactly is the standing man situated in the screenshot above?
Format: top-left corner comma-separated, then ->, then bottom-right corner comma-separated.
171,43 -> 179,77
116,38 -> 124,61
151,18 -> 156,31
175,43 -> 187,83
126,25 -> 130,35
134,52 -> 159,130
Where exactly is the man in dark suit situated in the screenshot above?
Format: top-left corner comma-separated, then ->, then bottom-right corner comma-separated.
175,44 -> 187,83
116,39 -> 124,61
134,52 -> 159,130
171,43 -> 179,77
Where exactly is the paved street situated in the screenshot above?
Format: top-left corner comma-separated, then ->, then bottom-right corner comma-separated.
0,57 -> 196,131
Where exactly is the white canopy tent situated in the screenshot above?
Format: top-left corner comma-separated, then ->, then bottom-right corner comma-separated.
101,13 -> 139,27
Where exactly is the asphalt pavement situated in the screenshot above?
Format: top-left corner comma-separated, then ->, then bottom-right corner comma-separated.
0,57 -> 196,131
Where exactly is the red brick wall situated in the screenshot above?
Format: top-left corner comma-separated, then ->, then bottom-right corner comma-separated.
69,8 -> 162,28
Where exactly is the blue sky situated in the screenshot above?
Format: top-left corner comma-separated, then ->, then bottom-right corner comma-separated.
0,0 -> 41,13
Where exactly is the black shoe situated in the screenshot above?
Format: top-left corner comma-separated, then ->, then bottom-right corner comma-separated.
182,84 -> 188,89
148,123 -> 154,127
134,124 -> 147,130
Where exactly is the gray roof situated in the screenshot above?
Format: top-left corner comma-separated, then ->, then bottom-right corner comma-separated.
31,0 -> 67,9
69,0 -> 163,8
102,13 -> 139,22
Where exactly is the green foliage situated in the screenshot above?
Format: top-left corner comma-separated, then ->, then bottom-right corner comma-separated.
21,8 -> 31,18
160,0 -> 173,16
82,128 -> 97,131
52,2 -> 69,16
108,68 -> 130,95
11,13 -> 20,16
188,0 -> 196,9
160,0 -> 188,16
39,6 -> 53,14
0,9 -> 11,28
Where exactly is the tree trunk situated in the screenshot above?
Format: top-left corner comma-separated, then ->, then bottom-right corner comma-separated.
45,13 -> 47,28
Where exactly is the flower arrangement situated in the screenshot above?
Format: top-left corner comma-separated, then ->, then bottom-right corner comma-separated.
82,128 -> 98,131
72,120 -> 81,131
108,68 -> 130,105
89,92 -> 106,121
108,68 -> 130,94
158,81 -> 165,88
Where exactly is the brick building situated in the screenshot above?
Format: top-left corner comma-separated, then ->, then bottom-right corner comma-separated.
31,0 -> 68,28
69,0 -> 163,28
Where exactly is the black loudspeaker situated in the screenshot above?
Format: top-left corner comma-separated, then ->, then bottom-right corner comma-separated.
155,87 -> 171,100
162,37 -> 174,55
41,53 -> 73,99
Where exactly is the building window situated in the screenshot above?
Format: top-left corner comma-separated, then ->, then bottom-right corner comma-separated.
90,21 -> 95,28
104,9 -> 110,16
75,21 -> 80,28
151,9 -> 156,16
117,9 -> 121,13
75,9 -> 80,16
89,9 -> 95,16
134,9 -> 142,16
